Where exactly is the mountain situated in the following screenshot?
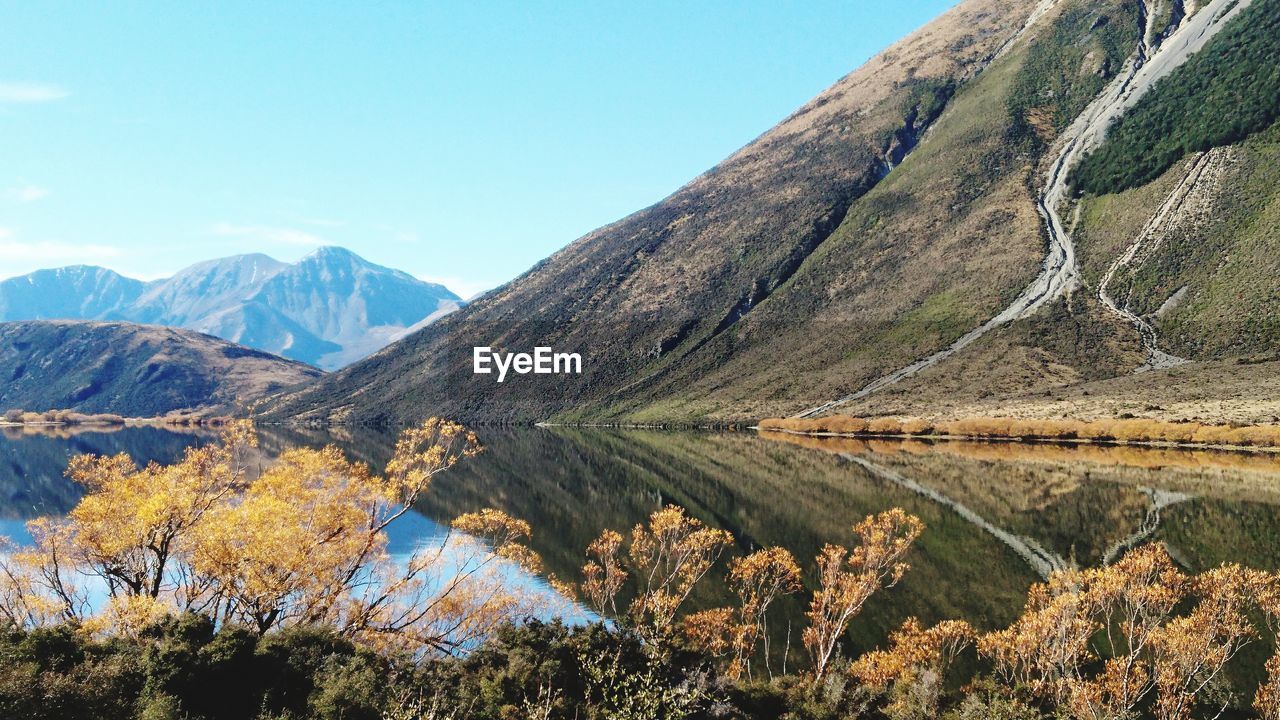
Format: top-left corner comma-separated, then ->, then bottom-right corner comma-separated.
128,253 -> 288,327
0,266 -> 146,321
0,321 -> 323,416
265,0 -> 1280,426
245,247 -> 464,369
0,248 -> 462,370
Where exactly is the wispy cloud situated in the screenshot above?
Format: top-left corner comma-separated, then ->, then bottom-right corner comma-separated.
417,274 -> 495,301
0,233 -> 123,276
298,217 -> 346,229
374,224 -> 422,244
211,222 -> 323,247
0,82 -> 69,103
7,182 -> 49,203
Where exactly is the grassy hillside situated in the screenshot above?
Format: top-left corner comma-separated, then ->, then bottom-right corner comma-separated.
1075,125 -> 1280,358
1060,0 -> 1280,365
264,0 -> 1043,424
583,0 -> 1149,422
1005,0 -> 1144,152
264,0 -> 1273,426
0,321 -> 323,417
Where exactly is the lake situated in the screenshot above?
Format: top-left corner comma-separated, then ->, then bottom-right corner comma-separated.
4,423 -> 1280,657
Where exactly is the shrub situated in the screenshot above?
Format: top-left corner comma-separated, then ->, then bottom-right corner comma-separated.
866,417 -> 906,434
1071,0 -> 1280,194
760,415 -> 1280,449
898,418 -> 934,435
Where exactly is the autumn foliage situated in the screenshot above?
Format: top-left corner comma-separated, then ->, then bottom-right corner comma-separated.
850,617 -> 975,718
0,418 -> 549,655
803,509 -> 924,681
11,420 -> 1280,717
976,544 -> 1274,720
565,501 -> 1280,718
573,506 -> 922,686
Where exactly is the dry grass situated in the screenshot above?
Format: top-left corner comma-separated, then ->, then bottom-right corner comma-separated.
0,407 -> 233,430
758,430 -> 1280,475
758,414 -> 1280,451
1,408 -> 127,427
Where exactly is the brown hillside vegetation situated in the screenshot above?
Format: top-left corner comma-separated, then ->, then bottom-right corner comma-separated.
256,0 -> 1280,428
759,430 -> 1280,476
0,320 -> 323,417
831,351 -> 1280,427
1,408 -> 126,426
263,0 -> 1047,424
760,414 -> 1280,451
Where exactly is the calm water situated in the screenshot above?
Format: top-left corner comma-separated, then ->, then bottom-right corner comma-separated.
4,423 -> 1280,656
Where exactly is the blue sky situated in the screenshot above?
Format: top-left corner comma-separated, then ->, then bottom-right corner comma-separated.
1,1 -> 956,297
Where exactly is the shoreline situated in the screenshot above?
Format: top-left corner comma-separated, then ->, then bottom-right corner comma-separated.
756,418 -> 1280,455
0,415 -> 232,430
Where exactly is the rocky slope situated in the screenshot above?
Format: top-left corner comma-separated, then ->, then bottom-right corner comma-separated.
0,247 -> 461,370
268,0 -> 1279,425
0,321 -> 323,416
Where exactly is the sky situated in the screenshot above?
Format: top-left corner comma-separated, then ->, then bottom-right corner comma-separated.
1,1 -> 956,298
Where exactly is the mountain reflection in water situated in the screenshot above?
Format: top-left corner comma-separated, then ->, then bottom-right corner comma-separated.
3,423 -> 1280,657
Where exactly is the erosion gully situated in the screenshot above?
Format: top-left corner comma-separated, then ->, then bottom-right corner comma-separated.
797,0 -> 1253,418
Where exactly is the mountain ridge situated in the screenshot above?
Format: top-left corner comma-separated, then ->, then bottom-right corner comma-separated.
263,0 -> 1047,423
0,320 -> 324,416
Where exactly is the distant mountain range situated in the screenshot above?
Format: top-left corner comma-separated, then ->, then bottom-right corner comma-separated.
0,247 -> 461,370
0,320 -> 323,416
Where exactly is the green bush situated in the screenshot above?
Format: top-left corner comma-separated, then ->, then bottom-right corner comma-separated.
1006,0 -> 1141,154
1071,0 -> 1280,194
0,614 -> 1034,719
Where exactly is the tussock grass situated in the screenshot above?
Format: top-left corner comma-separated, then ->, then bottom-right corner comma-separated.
758,415 -> 1280,450
759,431 -> 1280,475
1,408 -> 127,426
1,407 -> 231,428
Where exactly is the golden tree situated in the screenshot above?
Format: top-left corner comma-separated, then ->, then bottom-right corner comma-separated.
0,519 -> 86,626
626,505 -> 733,637
979,544 -> 1260,720
577,505 -> 734,642
727,546 -> 803,676
64,421 -> 255,600
1258,654 -> 1280,720
1148,564 -> 1257,720
684,546 -> 803,678
1067,544 -> 1187,720
582,529 -> 627,616
0,418 -> 549,655
1252,571 -> 1280,719
980,569 -> 1095,706
803,508 -> 924,681
850,617 -> 975,718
